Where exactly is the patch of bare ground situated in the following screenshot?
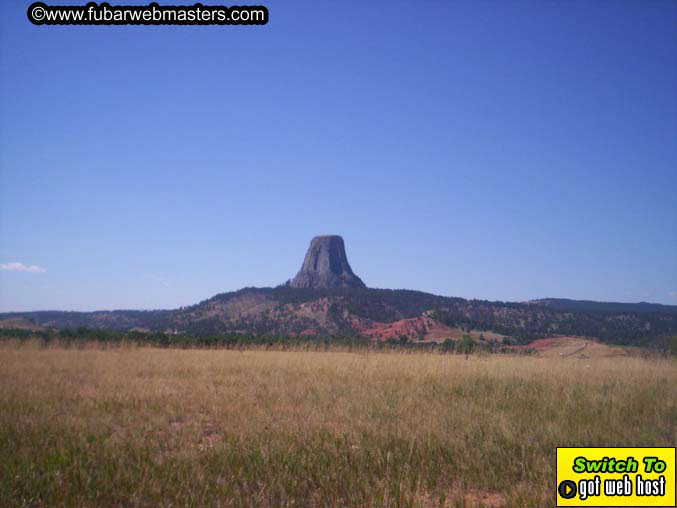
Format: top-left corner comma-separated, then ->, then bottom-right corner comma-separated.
463,490 -> 506,507
522,336 -> 636,358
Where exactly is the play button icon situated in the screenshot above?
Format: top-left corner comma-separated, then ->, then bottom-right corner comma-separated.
558,480 -> 577,499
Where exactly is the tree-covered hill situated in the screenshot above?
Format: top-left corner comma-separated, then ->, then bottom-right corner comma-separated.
2,287 -> 676,348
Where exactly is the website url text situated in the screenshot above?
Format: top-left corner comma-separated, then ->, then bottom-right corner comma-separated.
28,2 -> 269,26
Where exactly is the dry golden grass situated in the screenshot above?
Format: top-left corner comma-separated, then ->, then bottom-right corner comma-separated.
1,341 -> 675,507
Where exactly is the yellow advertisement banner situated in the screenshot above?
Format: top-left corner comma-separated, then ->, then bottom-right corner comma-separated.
557,447 -> 676,507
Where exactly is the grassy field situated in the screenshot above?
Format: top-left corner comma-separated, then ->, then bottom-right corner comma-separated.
0,342 -> 675,507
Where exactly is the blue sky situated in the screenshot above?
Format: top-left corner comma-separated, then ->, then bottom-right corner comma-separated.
1,0 -> 675,311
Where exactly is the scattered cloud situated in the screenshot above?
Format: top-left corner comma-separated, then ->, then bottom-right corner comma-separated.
669,291 -> 677,298
1,262 -> 46,273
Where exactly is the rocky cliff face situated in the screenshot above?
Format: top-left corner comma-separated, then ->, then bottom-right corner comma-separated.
288,235 -> 366,289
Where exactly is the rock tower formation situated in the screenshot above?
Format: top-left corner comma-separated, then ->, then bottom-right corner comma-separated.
288,235 -> 366,289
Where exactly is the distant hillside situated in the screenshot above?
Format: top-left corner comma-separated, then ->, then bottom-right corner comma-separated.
2,288 -> 675,348
529,298 -> 677,314
0,309 -> 172,332
0,316 -> 44,331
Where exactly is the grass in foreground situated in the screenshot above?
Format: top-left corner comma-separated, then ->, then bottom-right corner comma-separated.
0,342 -> 675,507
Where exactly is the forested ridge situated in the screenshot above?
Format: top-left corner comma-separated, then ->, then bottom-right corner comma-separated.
2,287 -> 675,347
